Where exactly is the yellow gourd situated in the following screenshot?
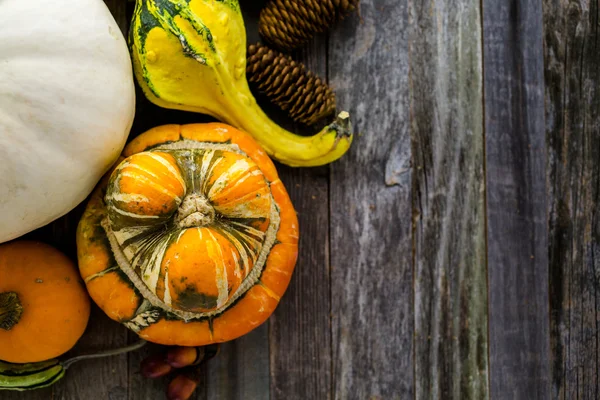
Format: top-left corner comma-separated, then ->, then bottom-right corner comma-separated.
129,0 -> 353,167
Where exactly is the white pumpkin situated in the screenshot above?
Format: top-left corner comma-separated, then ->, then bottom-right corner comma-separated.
0,0 -> 135,242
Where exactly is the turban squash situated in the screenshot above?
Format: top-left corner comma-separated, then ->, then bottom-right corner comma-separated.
77,124 -> 298,346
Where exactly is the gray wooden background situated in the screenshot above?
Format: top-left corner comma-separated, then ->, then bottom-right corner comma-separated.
6,0 -> 599,399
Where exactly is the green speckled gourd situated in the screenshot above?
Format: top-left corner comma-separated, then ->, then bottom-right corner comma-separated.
130,0 -> 353,167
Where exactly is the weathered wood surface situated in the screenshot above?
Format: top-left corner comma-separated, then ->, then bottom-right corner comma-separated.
329,1 -> 413,399
543,1 -> 600,399
4,0 -> 600,399
483,1 -> 551,399
410,0 -> 488,399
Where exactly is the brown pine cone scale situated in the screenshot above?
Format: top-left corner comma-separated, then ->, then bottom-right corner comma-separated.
247,43 -> 336,126
259,0 -> 360,52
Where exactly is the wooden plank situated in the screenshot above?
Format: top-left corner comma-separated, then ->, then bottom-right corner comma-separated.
206,325 -> 269,400
126,336 -> 191,400
0,385 -> 53,399
328,0 -> 413,398
483,1 -> 551,398
260,13 -> 333,398
409,0 -> 488,399
53,311 -> 129,400
543,1 -> 600,399
270,165 -> 331,400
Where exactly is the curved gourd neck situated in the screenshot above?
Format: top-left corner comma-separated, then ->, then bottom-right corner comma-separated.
0,291 -> 23,331
217,73 -> 353,166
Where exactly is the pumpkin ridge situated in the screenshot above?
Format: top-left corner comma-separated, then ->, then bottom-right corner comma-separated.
207,163 -> 261,201
200,151 -> 225,195
119,225 -> 168,249
227,221 -> 266,242
205,229 -> 230,308
145,152 -> 186,189
210,223 -> 257,276
139,231 -> 176,293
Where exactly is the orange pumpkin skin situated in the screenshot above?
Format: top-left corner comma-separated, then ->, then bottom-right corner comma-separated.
77,124 -> 299,346
0,241 -> 91,363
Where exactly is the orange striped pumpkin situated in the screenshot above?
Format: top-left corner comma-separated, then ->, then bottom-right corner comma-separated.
76,123 -> 298,346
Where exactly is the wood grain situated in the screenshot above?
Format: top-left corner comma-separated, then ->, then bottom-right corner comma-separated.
238,3 -> 335,399
543,1 -> 600,399
53,313 -> 129,400
127,336 -> 185,400
270,164 -> 331,400
483,1 -> 551,398
410,0 -> 488,398
0,385 -> 53,399
264,35 -> 333,400
205,325 -> 270,400
328,0 -> 413,398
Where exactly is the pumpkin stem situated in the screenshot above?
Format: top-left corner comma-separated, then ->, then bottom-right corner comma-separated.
62,340 -> 147,370
0,292 -> 23,331
176,194 -> 215,228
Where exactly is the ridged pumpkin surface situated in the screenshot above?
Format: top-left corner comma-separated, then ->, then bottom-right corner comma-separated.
77,124 -> 298,346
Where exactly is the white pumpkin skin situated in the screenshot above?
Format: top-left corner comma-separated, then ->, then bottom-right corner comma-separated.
0,0 -> 135,242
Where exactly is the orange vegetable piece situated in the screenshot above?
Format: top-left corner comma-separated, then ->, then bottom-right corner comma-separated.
77,123 -> 298,346
0,241 -> 91,363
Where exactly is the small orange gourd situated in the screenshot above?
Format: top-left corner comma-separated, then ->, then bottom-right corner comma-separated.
0,241 -> 91,364
77,123 -> 299,346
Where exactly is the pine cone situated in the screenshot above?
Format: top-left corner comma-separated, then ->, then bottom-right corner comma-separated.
259,0 -> 360,52
247,43 -> 336,126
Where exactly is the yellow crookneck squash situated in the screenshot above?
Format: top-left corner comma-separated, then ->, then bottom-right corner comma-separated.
129,0 -> 353,167
77,124 -> 298,346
